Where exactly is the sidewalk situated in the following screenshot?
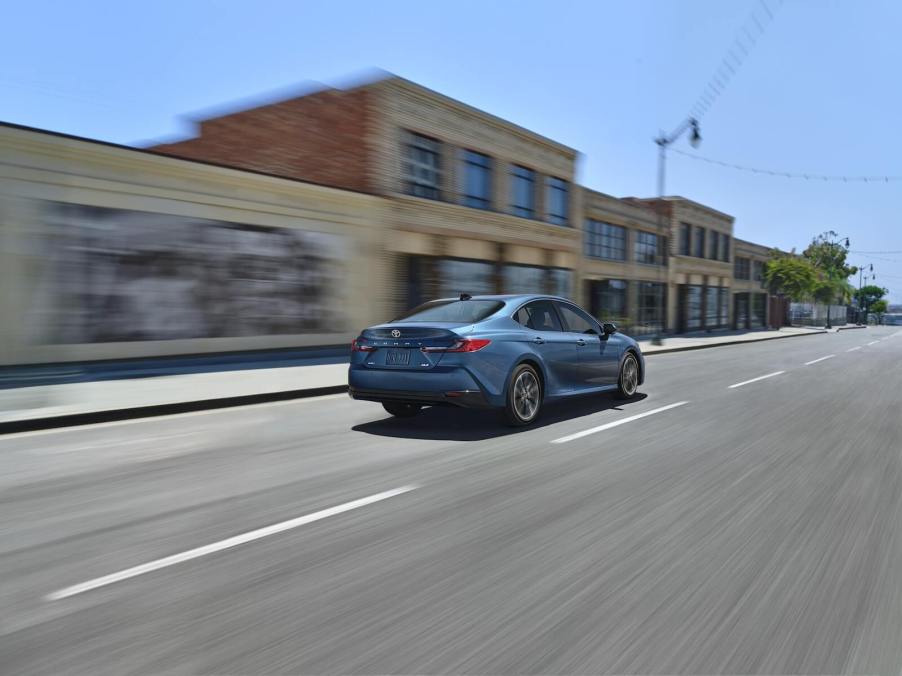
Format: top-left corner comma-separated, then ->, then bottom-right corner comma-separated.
0,325 -> 844,431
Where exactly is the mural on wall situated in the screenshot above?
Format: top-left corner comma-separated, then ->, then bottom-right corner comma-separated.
27,202 -> 346,343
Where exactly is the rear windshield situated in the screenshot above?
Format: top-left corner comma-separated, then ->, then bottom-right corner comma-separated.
393,300 -> 504,323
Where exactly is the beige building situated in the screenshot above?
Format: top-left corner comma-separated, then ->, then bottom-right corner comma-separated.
0,124 -> 386,365
732,238 -> 773,328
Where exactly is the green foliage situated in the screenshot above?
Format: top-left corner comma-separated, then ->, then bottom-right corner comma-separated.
763,253 -> 817,301
855,284 -> 888,308
802,231 -> 856,283
871,299 -> 888,315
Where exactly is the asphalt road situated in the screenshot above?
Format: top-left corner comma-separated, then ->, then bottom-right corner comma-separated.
1,326 -> 901,675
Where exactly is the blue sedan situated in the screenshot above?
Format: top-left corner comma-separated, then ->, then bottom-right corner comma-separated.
349,294 -> 644,425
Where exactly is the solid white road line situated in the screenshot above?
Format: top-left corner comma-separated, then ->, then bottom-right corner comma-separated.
847,346 -> 862,352
46,485 -> 418,601
728,371 -> 786,389
867,341 -> 880,346
804,355 -> 835,365
551,401 -> 689,444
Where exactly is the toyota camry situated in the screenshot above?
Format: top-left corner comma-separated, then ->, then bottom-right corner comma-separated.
348,294 -> 644,425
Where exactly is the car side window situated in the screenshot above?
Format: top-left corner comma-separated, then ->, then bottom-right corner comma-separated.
514,300 -> 563,332
556,303 -> 599,334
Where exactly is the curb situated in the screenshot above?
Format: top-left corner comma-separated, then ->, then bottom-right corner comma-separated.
0,384 -> 348,435
643,329 -> 829,356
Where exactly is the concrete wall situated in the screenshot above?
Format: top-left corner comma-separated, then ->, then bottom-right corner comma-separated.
0,125 -> 387,366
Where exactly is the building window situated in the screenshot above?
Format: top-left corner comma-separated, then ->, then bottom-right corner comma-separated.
679,223 -> 691,255
510,165 -> 535,218
753,260 -> 765,285
706,286 -> 720,327
719,287 -> 729,326
752,293 -> 767,327
503,264 -> 572,298
694,226 -> 706,258
635,231 -> 661,265
735,257 -> 751,280
546,177 -> 569,225
460,150 -> 492,209
734,292 -> 750,329
685,285 -> 703,331
404,132 -> 441,199
584,220 -> 626,260
636,281 -> 665,335
549,269 -> 572,298
721,236 -> 730,262
438,258 -> 495,297
590,279 -> 627,322
708,231 -> 718,259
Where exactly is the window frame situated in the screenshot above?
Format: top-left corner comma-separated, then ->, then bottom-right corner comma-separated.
584,219 -> 627,261
545,176 -> 569,226
554,300 -> 601,335
510,164 -> 536,219
404,132 -> 442,200
511,298 -> 564,332
460,149 -> 492,210
634,230 -> 661,266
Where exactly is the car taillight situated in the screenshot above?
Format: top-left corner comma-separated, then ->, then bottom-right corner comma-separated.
441,338 -> 492,353
351,338 -> 376,352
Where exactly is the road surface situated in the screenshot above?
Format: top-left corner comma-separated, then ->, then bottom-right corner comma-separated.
2,327 -> 901,674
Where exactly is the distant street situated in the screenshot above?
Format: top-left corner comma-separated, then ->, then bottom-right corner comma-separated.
2,327 -> 901,674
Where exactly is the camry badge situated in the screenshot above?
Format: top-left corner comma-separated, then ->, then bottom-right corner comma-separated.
391,329 -> 401,338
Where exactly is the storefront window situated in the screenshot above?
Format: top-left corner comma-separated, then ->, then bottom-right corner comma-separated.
636,281 -> 665,335
706,286 -> 720,328
591,279 -> 627,322
686,285 -> 703,331
438,259 -> 495,298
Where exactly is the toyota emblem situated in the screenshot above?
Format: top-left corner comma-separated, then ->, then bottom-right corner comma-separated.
391,329 -> 401,338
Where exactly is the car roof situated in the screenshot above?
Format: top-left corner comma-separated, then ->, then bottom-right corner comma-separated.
432,294 -> 571,304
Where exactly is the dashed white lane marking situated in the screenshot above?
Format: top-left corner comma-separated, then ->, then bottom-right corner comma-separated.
728,371 -> 786,389
551,401 -> 689,444
46,485 -> 418,601
805,355 -> 835,365
867,341 -> 880,346
847,346 -> 862,352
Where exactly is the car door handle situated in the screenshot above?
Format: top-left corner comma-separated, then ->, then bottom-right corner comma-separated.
576,338 -> 587,346
533,336 -> 545,344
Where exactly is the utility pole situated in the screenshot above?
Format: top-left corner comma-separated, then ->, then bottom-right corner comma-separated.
652,117 -> 701,345
856,263 -> 873,325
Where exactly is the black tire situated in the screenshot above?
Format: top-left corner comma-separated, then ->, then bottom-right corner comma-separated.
382,402 -> 421,418
616,353 -> 640,399
504,364 -> 543,426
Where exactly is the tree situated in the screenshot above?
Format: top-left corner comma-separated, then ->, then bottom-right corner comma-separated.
854,284 -> 887,309
872,299 -> 888,316
763,253 -> 817,302
802,231 -> 857,305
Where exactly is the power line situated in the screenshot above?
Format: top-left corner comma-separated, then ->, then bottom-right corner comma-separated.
672,148 -> 902,182
688,0 -> 784,121
852,250 -> 902,254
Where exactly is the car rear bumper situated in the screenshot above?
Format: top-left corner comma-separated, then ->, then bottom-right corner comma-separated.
348,386 -> 492,409
348,364 -> 497,408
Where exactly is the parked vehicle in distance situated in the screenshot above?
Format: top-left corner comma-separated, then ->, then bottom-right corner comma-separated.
348,294 -> 644,425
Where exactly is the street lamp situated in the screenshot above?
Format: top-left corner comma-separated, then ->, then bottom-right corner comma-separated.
822,234 -> 850,330
651,117 -> 701,345
857,263 -> 873,325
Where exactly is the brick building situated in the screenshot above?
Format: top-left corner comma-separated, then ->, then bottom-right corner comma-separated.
148,73 -> 778,336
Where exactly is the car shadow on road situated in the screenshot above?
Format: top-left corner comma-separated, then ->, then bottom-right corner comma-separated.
351,392 -> 648,441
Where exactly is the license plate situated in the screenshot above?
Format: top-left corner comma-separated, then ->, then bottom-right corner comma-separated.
386,349 -> 410,365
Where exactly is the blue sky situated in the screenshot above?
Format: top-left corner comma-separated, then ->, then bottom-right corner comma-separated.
4,0 -> 900,301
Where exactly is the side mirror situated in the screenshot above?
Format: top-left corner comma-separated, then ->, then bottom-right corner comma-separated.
602,322 -> 618,336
